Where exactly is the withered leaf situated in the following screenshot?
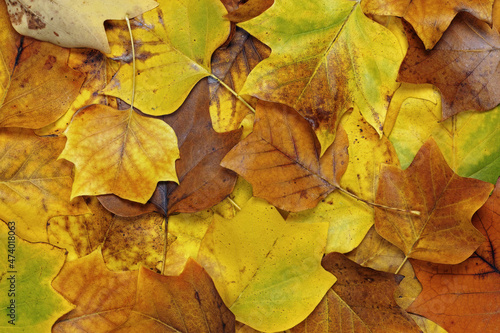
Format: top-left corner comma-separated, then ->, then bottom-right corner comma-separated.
375,138 -> 493,264
292,253 -> 421,332
5,0 -> 157,53
398,13 -> 500,119
98,79 -> 241,217
52,249 -> 139,333
0,2 -> 84,129
362,0 -> 494,49
407,178 -> 500,333
112,259 -> 235,332
221,100 -> 349,212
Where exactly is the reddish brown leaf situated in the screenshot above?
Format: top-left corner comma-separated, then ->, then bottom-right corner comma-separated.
375,138 -> 493,264
98,79 -> 241,216
398,14 -> 500,119
113,259 -> 235,332
407,178 -> 500,332
291,253 -> 421,332
221,100 -> 348,212
362,0 -> 494,49
52,249 -> 139,333
225,0 -> 274,23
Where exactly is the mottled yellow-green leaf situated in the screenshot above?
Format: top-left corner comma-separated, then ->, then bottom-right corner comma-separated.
198,197 -> 335,332
287,191 -> 372,253
0,128 -> 89,242
60,105 -> 179,203
102,0 -> 230,115
0,222 -> 74,331
239,0 -> 404,153
389,85 -> 500,184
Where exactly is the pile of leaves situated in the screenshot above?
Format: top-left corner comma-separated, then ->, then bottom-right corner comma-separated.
0,0 -> 499,332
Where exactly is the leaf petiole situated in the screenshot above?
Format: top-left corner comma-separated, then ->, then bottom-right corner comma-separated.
209,73 -> 256,113
125,15 -> 136,111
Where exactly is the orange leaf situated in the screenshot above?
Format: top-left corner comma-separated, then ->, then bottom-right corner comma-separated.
52,249 -> 139,332
362,0 -> 494,49
0,2 -> 84,129
407,178 -> 500,332
375,138 -> 493,264
221,100 -> 348,212
292,253 -> 421,332
113,259 -> 235,332
398,13 -> 500,119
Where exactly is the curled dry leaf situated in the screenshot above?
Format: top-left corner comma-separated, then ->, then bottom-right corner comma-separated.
113,259 -> 235,332
5,0 -> 158,53
398,14 -> 500,119
375,138 -> 494,264
222,100 -> 348,212
60,105 -> 179,204
291,253 -> 421,333
407,178 -> 500,332
0,1 -> 84,129
52,249 -> 139,333
103,0 -> 230,116
239,0 -> 404,153
362,0 -> 494,49
0,128 -> 89,242
225,0 -> 274,23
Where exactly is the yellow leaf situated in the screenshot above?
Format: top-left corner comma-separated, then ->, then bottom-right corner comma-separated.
60,105 -> 179,203
0,128 -> 89,242
5,0 -> 157,53
102,0 -> 230,115
198,197 -> 335,332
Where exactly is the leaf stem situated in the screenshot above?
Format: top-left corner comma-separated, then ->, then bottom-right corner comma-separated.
209,74 -> 256,113
395,256 -> 408,275
336,186 -> 421,216
161,216 -> 169,275
227,197 -> 241,211
125,15 -> 136,111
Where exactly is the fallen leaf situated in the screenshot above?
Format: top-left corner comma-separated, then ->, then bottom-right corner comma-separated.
0,222 -> 74,331
410,315 -> 448,333
346,227 -> 423,310
209,27 -> 270,133
407,178 -> 500,332
52,248 -> 139,333
0,2 -> 85,129
0,128 -> 89,242
398,14 -> 500,119
225,0 -> 274,23
221,100 -> 349,212
287,191 -> 373,254
102,0 -> 230,115
291,253 -> 421,333
375,138 -> 493,264
388,85 -> 500,184
59,105 -> 179,203
113,259 -> 235,332
362,0 -> 494,49
5,0 -> 157,53
98,79 -> 241,216
239,0 -> 404,153
198,197 -> 335,332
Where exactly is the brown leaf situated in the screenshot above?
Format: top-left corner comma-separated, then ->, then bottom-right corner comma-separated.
362,0 -> 494,49
209,27 -> 270,133
0,2 -> 84,129
407,178 -> 500,332
221,100 -> 349,212
291,253 -> 421,332
398,14 -> 500,119
52,249 -> 139,333
225,0 -> 274,23
375,138 -> 493,264
112,259 -> 235,332
99,79 -> 242,216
